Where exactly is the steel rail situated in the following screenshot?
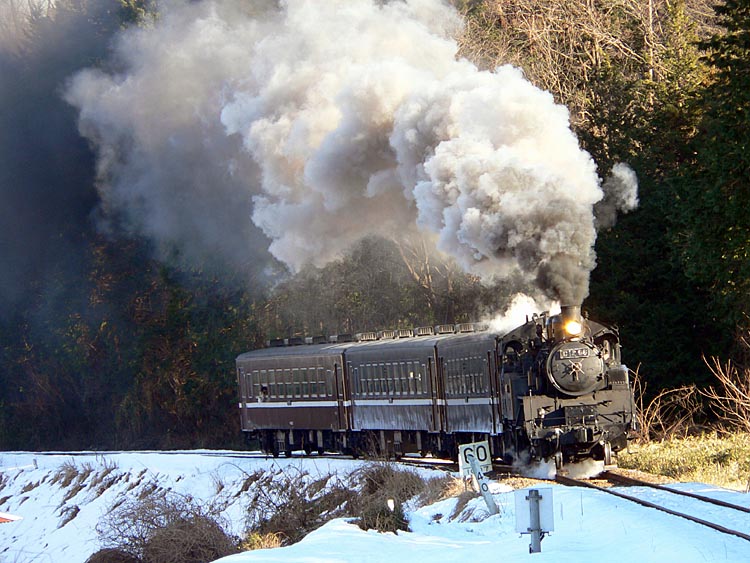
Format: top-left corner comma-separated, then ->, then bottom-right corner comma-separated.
555,474 -> 750,543
601,470 -> 750,514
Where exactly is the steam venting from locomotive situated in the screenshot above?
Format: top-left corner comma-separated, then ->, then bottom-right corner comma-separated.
65,0 -> 638,304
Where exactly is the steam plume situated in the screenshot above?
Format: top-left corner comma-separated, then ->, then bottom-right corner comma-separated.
65,0 -> 637,304
595,163 -> 639,230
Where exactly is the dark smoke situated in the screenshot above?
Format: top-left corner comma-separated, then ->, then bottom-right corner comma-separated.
0,1 -> 116,316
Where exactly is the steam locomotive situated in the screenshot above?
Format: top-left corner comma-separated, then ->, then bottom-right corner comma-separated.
236,305 -> 636,468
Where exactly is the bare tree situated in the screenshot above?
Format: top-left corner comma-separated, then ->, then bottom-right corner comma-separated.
0,0 -> 56,52
456,0 -> 717,134
630,367 -> 703,442
700,356 -> 750,434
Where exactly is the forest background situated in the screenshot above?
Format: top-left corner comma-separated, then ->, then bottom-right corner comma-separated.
0,0 -> 748,450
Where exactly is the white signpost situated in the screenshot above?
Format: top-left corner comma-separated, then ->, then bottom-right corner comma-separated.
514,487 -> 554,553
458,440 -> 493,477
458,440 -> 498,515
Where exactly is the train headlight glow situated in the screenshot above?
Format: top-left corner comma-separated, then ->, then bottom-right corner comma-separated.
564,319 -> 583,336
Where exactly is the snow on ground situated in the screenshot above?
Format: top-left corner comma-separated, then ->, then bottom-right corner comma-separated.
1,451 -> 750,563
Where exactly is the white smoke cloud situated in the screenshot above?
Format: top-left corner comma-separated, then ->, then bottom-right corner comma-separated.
595,162 -> 639,230
488,293 -> 560,336
65,0 -> 637,303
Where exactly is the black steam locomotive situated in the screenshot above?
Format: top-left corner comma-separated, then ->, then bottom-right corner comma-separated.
236,305 -> 636,468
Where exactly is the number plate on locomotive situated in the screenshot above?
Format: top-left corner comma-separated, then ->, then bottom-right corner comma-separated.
558,347 -> 589,359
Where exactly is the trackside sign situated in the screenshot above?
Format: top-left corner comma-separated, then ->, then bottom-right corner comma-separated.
458,440 -> 492,478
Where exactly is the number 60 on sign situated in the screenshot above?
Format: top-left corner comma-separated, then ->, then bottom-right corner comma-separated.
457,440 -> 492,477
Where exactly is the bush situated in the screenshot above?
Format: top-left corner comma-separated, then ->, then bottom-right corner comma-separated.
242,462 -> 434,543
357,496 -> 408,533
244,468 -> 356,545
85,548 -> 141,563
95,491 -> 238,563
142,515 -> 237,563
349,463 -> 427,533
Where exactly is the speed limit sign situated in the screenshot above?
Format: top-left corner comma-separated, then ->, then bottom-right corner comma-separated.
458,440 -> 492,477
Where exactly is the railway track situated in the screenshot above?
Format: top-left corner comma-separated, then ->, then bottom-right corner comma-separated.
555,472 -> 750,542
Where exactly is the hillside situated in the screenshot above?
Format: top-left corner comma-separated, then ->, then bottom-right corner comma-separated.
2,451 -> 750,562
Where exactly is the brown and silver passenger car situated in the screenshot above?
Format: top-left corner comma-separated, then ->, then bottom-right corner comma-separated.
236,307 -> 637,466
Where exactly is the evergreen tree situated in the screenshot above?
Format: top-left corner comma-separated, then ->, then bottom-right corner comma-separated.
587,1 -> 725,388
672,0 -> 750,328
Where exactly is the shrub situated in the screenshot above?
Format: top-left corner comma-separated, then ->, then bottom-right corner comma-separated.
142,515 -> 238,563
349,463 -> 426,533
701,355 -> 750,433
84,548 -> 141,563
630,369 -> 705,442
244,468 -> 356,546
357,496 -> 408,533
242,462 -> 433,543
95,491 -> 238,563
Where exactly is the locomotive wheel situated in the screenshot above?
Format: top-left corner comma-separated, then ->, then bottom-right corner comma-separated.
603,442 -> 613,466
554,452 -> 563,470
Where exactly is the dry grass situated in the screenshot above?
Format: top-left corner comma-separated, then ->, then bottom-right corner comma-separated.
449,490 -> 480,522
239,532 -> 284,551
58,504 -> 80,528
618,433 -> 750,490
52,460 -> 82,488
416,474 -> 465,506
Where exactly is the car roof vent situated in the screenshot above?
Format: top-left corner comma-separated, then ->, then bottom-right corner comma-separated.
456,322 -> 490,333
356,331 -> 379,342
396,328 -> 413,338
435,324 -> 455,334
414,326 -> 435,336
379,330 -> 397,339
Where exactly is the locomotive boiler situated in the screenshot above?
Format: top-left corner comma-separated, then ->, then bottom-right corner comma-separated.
236,305 -> 637,468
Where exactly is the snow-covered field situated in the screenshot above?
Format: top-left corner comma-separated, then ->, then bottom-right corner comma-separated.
1,451 -> 750,563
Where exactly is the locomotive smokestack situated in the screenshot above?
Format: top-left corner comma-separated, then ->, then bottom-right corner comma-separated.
560,305 -> 582,324
559,305 -> 583,337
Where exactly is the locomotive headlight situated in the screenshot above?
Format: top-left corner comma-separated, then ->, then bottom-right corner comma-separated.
564,319 -> 583,336
560,305 -> 584,337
